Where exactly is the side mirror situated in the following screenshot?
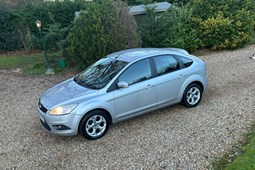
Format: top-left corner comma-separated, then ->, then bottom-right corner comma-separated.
117,81 -> 129,89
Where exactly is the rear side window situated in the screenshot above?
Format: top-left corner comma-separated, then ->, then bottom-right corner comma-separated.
154,55 -> 179,76
179,56 -> 193,67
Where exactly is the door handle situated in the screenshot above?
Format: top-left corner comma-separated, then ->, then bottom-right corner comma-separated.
146,84 -> 154,88
179,74 -> 185,79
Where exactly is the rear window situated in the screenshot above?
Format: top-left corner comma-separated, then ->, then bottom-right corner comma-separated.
154,55 -> 179,76
179,56 -> 193,67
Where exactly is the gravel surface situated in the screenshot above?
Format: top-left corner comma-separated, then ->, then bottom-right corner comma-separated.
0,45 -> 255,170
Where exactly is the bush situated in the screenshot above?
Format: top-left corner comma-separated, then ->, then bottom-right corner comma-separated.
44,23 -> 68,51
162,4 -> 199,51
0,5 -> 20,52
138,5 -> 164,48
190,0 -> 255,50
66,0 -> 140,69
125,0 -> 190,6
13,0 -> 87,52
66,3 -> 106,69
139,3 -> 199,51
15,0 -> 87,34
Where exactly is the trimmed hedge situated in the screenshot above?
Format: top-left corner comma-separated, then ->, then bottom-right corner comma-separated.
190,0 -> 255,50
0,5 -> 20,52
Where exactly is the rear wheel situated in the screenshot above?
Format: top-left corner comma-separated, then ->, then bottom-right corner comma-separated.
182,83 -> 202,108
79,110 -> 110,140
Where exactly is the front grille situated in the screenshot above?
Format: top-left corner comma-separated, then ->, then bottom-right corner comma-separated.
40,119 -> 51,131
38,100 -> 48,113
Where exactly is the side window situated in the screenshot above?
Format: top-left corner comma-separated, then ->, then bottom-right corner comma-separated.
154,55 -> 179,76
118,59 -> 152,85
179,56 -> 193,67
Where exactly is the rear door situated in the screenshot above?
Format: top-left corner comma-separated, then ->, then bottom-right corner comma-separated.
153,55 -> 186,105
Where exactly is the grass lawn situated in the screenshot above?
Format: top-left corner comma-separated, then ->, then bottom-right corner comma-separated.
225,135 -> 255,170
0,52 -> 66,75
212,125 -> 255,170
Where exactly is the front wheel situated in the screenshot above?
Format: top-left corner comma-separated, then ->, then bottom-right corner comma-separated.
79,110 -> 111,140
182,84 -> 202,108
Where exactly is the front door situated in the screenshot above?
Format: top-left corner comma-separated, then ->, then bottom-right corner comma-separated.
113,59 -> 157,120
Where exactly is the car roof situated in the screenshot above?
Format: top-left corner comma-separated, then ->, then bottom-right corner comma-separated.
107,48 -> 189,63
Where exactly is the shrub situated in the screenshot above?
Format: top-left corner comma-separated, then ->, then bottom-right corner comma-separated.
13,0 -> 87,52
44,23 -> 67,51
139,3 -> 199,51
125,0 -> 190,6
190,0 -> 255,50
0,5 -> 20,52
162,4 -> 199,51
114,0 -> 141,48
66,0 -> 140,69
66,3 -> 106,69
15,0 -> 87,34
138,5 -> 164,48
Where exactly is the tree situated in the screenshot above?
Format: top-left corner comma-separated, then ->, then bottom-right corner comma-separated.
66,0 -> 140,69
139,3 -> 199,51
67,2 -> 106,69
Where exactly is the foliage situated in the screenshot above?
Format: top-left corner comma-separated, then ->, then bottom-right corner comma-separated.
124,0 -> 190,6
44,23 -> 68,51
66,3 -> 106,69
0,5 -> 20,52
66,0 -> 140,69
15,0 -> 87,32
139,3 -> 199,51
137,4 -> 162,47
162,4 -> 199,51
0,0 -> 44,10
114,0 -> 141,48
190,0 -> 255,50
12,0 -> 87,52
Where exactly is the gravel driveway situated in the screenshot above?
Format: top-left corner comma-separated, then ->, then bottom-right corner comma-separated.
0,45 -> 255,170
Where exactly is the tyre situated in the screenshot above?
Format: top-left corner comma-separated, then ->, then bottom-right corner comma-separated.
79,110 -> 111,140
182,83 -> 202,108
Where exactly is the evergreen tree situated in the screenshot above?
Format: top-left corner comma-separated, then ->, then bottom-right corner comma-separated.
67,2 -> 106,69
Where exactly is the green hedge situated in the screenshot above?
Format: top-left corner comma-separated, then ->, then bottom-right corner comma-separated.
0,0 -> 87,52
0,5 -> 20,52
15,0 -> 87,33
139,4 -> 199,51
190,0 -> 255,50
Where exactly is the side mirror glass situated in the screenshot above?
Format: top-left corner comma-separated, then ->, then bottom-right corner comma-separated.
117,81 -> 129,89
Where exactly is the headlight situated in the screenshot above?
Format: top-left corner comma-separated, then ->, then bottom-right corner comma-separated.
49,104 -> 78,116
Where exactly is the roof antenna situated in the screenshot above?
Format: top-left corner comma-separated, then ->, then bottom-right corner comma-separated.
114,49 -> 127,60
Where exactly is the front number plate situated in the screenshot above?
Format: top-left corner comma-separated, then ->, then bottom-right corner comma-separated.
39,115 -> 45,123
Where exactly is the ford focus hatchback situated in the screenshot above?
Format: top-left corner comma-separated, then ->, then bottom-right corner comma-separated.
36,48 -> 208,140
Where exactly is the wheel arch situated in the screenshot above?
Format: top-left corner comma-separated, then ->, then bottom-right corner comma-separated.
189,81 -> 204,93
78,108 -> 113,133
178,75 -> 206,100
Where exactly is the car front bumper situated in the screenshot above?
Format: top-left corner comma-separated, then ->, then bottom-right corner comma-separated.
36,105 -> 81,136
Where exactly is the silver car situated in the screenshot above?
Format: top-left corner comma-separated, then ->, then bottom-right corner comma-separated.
36,48 -> 208,140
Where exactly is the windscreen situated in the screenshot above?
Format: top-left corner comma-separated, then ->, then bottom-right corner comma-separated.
74,57 -> 128,89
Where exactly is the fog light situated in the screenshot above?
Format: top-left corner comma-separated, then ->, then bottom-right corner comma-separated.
52,125 -> 71,130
